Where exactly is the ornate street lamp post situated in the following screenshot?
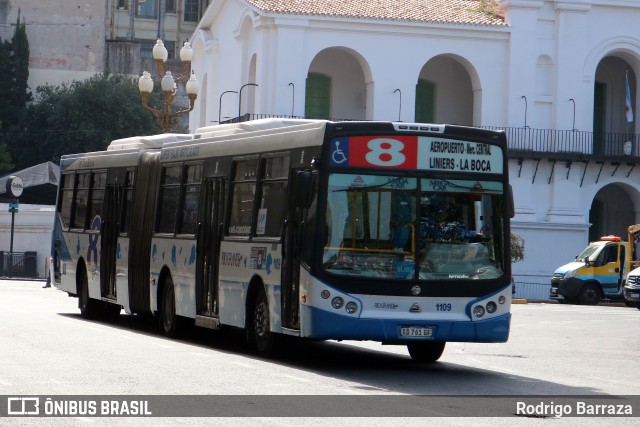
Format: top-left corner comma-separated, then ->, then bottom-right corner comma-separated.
138,39 -> 199,133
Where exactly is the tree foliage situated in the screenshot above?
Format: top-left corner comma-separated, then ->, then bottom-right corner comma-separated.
0,143 -> 13,174
511,232 -> 525,263
7,73 -> 161,169
12,11 -> 31,116
0,13 -> 30,172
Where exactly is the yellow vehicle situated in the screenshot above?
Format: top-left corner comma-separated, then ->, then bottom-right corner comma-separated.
550,235 -> 630,305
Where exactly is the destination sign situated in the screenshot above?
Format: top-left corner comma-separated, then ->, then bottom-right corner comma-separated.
329,136 -> 503,174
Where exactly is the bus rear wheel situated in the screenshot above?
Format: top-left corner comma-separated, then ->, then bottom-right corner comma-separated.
159,276 -> 181,338
251,286 -> 278,357
78,265 -> 99,319
407,341 -> 446,363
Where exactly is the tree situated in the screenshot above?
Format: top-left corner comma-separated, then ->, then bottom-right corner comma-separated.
511,232 -> 525,263
0,142 -> 13,174
7,73 -> 161,169
11,12 -> 31,117
0,12 -> 31,171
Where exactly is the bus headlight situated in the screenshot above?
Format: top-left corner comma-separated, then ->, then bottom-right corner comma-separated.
486,301 -> 497,314
331,297 -> 344,309
320,290 -> 330,299
473,305 -> 485,318
345,302 -> 358,314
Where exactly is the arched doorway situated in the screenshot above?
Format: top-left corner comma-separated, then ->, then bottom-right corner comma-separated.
589,183 -> 636,241
593,57 -> 636,155
306,48 -> 370,120
416,55 -> 475,125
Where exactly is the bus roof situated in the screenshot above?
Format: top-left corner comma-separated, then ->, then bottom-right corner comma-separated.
194,118 -> 326,139
107,133 -> 194,151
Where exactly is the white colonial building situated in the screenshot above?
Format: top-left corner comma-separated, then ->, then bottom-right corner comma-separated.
188,0 -> 640,295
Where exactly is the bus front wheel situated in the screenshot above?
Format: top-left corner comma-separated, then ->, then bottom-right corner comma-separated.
251,286 -> 278,357
407,341 -> 446,363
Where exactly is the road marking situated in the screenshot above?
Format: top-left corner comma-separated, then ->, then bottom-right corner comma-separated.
232,362 -> 256,369
280,374 -> 310,383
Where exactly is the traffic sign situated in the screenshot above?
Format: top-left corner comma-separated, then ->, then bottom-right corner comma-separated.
6,176 -> 24,198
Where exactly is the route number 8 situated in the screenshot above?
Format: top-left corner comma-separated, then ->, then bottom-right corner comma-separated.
365,138 -> 406,167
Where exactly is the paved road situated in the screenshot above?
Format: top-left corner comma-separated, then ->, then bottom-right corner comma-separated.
0,280 -> 638,426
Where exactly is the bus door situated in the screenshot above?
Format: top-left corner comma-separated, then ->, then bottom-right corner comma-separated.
100,184 -> 122,299
195,178 -> 225,321
282,170 -> 315,330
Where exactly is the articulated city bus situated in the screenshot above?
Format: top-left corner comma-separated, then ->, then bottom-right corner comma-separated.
52,118 -> 513,362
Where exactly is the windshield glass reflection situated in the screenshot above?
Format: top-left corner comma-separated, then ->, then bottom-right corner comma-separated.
322,174 -> 505,281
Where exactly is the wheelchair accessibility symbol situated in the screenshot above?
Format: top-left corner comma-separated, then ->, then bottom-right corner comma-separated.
330,138 -> 349,166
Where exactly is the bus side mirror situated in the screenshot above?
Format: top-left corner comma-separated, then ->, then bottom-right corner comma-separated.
292,170 -> 317,208
585,256 -> 591,267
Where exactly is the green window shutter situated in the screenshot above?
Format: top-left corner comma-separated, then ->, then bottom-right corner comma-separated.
415,79 -> 435,123
305,73 -> 331,119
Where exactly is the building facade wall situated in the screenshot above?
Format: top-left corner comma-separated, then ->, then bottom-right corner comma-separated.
0,204 -> 54,279
0,0 -> 106,90
191,0 -> 640,294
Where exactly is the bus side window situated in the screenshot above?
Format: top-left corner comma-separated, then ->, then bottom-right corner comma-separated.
120,170 -> 135,234
73,172 -> 90,229
228,158 -> 258,235
156,165 -> 182,234
59,173 -> 75,229
179,164 -> 202,235
256,156 -> 290,237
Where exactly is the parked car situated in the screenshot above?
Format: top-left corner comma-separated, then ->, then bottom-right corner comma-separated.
623,266 -> 640,310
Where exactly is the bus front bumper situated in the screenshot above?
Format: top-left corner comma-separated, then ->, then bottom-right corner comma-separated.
300,305 -> 510,343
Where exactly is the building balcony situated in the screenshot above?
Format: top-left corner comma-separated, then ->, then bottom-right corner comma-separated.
487,127 -> 639,163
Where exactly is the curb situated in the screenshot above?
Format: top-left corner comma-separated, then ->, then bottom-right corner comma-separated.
0,277 -> 46,282
512,299 -> 528,304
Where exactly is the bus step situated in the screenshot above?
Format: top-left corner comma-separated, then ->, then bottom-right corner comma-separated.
280,327 -> 300,337
195,315 -> 220,330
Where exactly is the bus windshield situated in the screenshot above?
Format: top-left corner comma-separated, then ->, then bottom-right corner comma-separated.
323,174 -> 506,281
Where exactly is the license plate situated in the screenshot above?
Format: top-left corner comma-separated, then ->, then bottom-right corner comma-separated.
400,326 -> 433,337
631,293 -> 640,299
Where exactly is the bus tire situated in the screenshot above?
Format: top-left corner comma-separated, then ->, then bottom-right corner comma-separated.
78,264 -> 99,319
407,341 -> 446,363
578,283 -> 601,305
159,275 -> 181,338
251,285 -> 278,357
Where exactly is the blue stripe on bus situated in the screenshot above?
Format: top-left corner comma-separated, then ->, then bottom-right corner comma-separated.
301,305 -> 510,343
